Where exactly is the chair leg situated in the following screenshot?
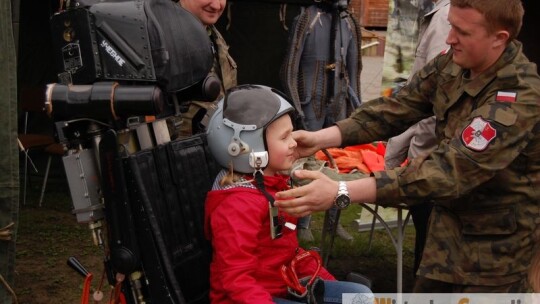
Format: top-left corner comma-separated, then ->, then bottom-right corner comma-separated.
23,111 -> 29,206
19,143 -> 38,206
39,155 -> 53,207
320,209 -> 341,267
367,204 -> 379,251
23,152 -> 29,206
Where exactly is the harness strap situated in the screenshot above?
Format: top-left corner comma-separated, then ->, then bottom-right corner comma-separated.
110,273 -> 126,304
280,249 -> 322,297
327,4 -> 339,105
254,170 -> 275,207
81,273 -> 93,304
279,4 -> 289,31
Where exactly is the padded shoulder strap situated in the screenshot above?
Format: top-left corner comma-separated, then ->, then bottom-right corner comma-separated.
280,6 -> 311,127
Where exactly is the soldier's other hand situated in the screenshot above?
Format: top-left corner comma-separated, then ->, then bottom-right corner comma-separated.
275,169 -> 337,217
292,130 -> 321,159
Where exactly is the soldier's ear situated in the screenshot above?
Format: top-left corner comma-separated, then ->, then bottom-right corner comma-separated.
492,29 -> 510,48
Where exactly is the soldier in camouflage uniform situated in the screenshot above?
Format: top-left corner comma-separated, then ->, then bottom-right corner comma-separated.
174,0 -> 237,138
275,0 -> 540,292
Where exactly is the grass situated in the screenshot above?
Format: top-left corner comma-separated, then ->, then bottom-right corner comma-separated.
299,204 -> 416,292
13,161 -> 417,303
15,172 -> 103,304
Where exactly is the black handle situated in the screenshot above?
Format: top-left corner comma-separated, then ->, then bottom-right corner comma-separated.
67,256 -> 89,278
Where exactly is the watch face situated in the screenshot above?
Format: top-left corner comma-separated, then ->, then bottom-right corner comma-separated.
335,194 -> 350,209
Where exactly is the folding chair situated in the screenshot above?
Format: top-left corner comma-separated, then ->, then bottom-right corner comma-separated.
18,85 -> 65,206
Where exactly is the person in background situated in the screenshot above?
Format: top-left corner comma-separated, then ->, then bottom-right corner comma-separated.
276,0 -> 540,292
204,85 -> 371,303
175,0 -> 237,137
384,0 -> 450,277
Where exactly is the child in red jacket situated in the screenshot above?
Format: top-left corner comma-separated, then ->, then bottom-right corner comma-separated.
205,85 -> 371,303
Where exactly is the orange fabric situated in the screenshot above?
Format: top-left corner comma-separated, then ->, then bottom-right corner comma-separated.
315,142 -> 386,173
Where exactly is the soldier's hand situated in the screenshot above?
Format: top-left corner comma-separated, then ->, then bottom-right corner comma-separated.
275,170 -> 337,217
292,130 -> 322,159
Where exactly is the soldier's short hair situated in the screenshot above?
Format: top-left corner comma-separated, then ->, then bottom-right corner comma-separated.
450,0 -> 524,40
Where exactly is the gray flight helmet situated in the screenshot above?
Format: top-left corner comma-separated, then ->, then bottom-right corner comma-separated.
207,84 -> 295,174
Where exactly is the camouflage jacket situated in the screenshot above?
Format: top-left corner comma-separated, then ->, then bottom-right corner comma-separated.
209,25 -> 237,94
336,41 -> 540,287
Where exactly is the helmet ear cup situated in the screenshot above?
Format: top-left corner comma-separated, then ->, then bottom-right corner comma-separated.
206,84 -> 295,173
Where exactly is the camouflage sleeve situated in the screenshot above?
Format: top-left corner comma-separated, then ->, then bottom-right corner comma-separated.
335,95 -> 431,148
374,84 -> 540,207
335,54 -> 447,147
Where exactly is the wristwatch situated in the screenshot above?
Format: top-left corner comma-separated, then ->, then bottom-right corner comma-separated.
334,181 -> 351,209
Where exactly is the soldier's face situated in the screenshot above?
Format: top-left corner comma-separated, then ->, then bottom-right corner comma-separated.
445,6 -> 505,78
181,0 -> 226,26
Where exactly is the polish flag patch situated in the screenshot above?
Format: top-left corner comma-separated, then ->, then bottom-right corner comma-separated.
461,117 -> 497,151
495,91 -> 517,103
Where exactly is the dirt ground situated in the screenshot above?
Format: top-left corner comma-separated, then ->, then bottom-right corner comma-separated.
13,170 -> 414,303
14,180 -> 103,304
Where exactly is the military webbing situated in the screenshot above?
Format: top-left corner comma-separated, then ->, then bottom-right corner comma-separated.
171,101 -> 217,139
280,6 -> 309,128
326,5 -> 339,107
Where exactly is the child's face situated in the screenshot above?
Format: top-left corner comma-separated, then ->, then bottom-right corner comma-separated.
264,115 -> 297,176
